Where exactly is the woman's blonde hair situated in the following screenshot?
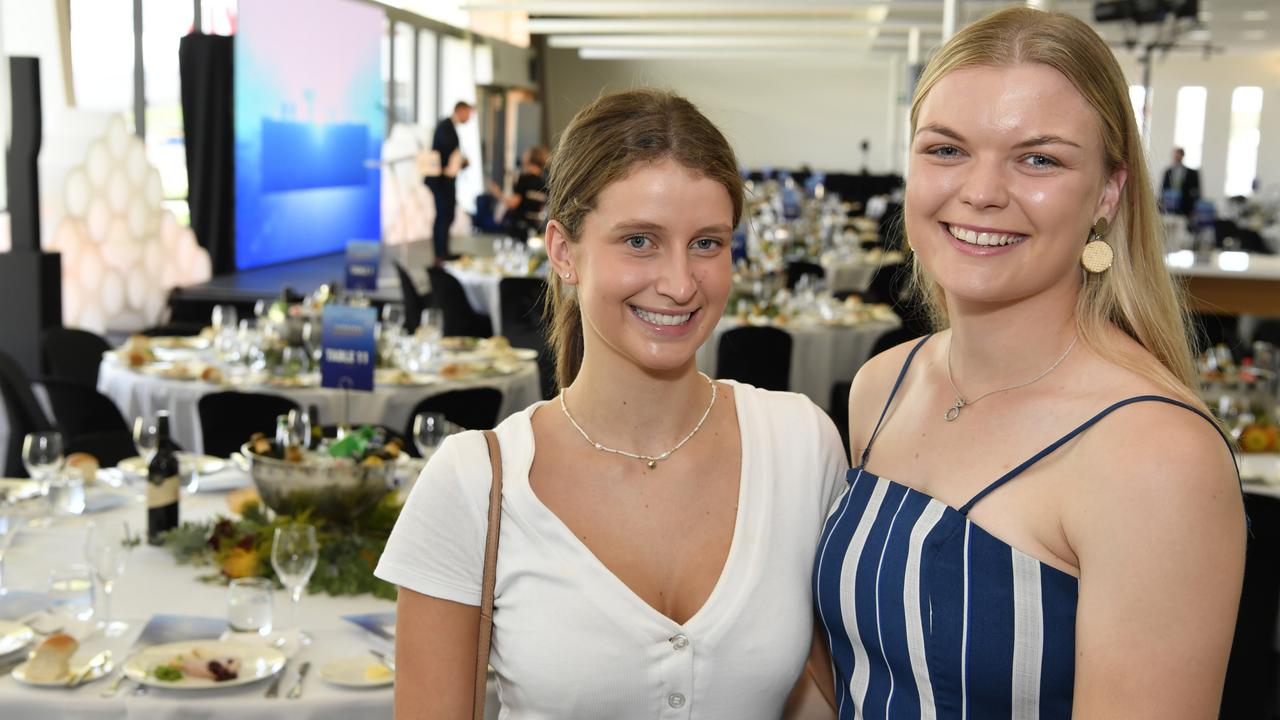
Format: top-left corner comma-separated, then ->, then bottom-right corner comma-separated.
907,6 -> 1200,406
542,89 -> 744,390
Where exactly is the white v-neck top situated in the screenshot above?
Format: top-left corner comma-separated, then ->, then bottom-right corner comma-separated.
375,381 -> 848,719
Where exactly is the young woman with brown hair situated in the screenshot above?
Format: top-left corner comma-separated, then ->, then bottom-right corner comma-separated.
378,89 -> 847,719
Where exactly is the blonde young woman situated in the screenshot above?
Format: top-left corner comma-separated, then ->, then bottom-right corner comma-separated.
811,8 -> 1244,719
377,89 -> 847,719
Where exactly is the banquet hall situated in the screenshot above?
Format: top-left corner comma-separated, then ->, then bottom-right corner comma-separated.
0,0 -> 1279,717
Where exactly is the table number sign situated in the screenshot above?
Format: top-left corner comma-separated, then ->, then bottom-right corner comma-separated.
321,305 -> 377,391
344,240 -> 382,291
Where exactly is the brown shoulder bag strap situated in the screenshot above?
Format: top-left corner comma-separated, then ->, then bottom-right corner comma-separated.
474,430 -> 503,720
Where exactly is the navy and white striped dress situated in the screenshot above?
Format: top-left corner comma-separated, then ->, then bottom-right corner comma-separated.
813,335 -> 1225,719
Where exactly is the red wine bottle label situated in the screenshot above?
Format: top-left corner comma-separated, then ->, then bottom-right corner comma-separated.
147,476 -> 180,508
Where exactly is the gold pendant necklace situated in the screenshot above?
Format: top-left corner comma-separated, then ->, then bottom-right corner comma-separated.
560,373 -> 717,468
944,333 -> 1078,422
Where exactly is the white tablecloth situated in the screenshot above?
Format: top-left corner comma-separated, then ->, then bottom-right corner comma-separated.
821,255 -> 905,295
443,266 -> 547,337
97,360 -> 541,454
696,318 -> 898,412
0,482 -> 430,719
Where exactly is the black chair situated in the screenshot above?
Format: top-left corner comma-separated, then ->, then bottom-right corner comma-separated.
1251,320 -> 1280,348
716,326 -> 792,391
197,391 -> 300,457
140,322 -> 206,337
427,267 -> 493,338
870,325 -> 923,359
1190,313 -> 1244,359
829,381 -> 852,458
1221,493 -> 1280,719
40,378 -> 130,438
393,261 -> 427,335
405,388 -> 505,441
41,327 -> 112,387
785,261 -> 824,290
0,351 -> 56,477
499,277 -> 557,399
38,378 -> 134,466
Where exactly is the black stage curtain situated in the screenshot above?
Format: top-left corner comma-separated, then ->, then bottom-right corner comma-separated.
180,33 -> 235,276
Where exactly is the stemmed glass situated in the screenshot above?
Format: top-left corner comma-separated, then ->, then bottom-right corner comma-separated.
0,504 -> 28,594
83,522 -> 131,636
23,432 -> 63,525
211,304 -> 237,333
285,409 -> 312,449
419,309 -> 444,343
271,524 -> 319,644
412,412 -> 450,458
381,303 -> 405,333
302,321 -> 323,365
132,417 -> 159,464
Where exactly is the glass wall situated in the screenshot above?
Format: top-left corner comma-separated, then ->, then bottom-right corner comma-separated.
1224,86 -> 1264,197
1172,86 -> 1206,170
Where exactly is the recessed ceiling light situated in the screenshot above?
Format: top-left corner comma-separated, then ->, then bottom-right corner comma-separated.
1242,10 -> 1270,21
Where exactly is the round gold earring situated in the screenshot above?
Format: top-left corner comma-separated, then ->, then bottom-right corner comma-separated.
1081,217 -> 1113,273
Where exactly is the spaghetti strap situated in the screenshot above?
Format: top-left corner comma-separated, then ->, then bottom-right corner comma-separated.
859,335 -> 933,468
958,394 -> 1238,515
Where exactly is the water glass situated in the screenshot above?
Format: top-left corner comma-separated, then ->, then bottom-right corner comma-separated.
280,346 -> 310,376
48,565 -> 95,622
413,412 -> 450,458
272,524 -> 319,642
0,506 -> 26,594
227,578 -> 274,634
419,309 -> 444,342
47,473 -> 86,516
381,303 -> 405,332
302,320 -> 323,364
286,409 -> 312,449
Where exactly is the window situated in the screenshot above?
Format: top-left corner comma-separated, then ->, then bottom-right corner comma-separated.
142,0 -> 195,223
1224,86 -> 1263,196
418,30 -> 438,127
1128,85 -> 1149,138
393,22 -> 416,124
70,0 -> 134,113
1172,86 -> 1206,169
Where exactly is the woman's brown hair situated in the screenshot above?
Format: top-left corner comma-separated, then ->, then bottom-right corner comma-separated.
543,89 -> 744,389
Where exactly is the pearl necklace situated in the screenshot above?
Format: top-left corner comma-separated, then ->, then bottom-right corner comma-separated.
559,373 -> 718,469
944,333 -> 1078,422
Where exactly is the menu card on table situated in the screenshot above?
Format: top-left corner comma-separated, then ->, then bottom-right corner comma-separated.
345,240 -> 382,291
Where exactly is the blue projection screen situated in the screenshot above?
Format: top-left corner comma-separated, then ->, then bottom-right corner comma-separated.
234,0 -> 383,270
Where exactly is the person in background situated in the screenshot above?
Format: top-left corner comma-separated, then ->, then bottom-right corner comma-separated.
426,101 -> 473,265
1162,146 -> 1201,217
501,145 -> 550,242
813,7 -> 1243,718
377,89 -> 847,719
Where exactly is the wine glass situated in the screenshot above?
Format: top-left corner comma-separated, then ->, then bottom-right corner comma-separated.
132,417 -> 159,464
253,299 -> 269,322
23,432 -> 63,524
412,412 -> 450,458
211,304 -> 237,333
419,309 -> 444,343
83,522 -> 131,636
271,524 -> 318,644
302,320 -> 323,365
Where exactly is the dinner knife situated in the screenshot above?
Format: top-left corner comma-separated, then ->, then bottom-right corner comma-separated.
287,661 -> 311,699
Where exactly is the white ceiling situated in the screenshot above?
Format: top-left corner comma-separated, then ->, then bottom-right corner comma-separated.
461,0 -> 1280,60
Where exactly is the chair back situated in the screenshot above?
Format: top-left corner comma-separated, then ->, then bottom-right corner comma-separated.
406,388 -> 504,440
785,261 -> 824,290
498,277 -> 557,399
41,327 -> 112,387
716,326 -> 792,392
0,350 -> 55,477
1221,493 -> 1280,718
869,326 -> 922,359
40,378 -> 130,439
394,261 -> 426,334
197,391 -> 300,457
427,267 -> 493,338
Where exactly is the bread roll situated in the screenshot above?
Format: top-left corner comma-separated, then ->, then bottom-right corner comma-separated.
65,453 -> 99,484
25,633 -> 77,682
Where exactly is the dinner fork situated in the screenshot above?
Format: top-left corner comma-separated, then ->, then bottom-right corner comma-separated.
264,660 -> 289,698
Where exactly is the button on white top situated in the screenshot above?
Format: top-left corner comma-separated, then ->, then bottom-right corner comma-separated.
667,692 -> 686,709
670,633 -> 690,651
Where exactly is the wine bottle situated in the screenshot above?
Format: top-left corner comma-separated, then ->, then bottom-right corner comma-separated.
146,411 -> 180,544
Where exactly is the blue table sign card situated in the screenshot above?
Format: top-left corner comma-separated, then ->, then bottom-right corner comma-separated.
136,615 -> 229,646
321,304 -> 377,392
345,239 -> 382,291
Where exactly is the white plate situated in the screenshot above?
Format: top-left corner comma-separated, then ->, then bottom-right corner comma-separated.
118,454 -> 226,478
318,655 -> 394,688
11,659 -> 112,687
0,620 -> 34,657
124,640 -> 286,689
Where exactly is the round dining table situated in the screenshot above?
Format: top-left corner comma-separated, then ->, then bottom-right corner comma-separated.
443,264 -> 547,337
98,358 -> 541,455
0,472 -> 501,719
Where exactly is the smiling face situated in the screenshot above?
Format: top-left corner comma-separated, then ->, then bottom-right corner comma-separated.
906,63 -> 1127,310
547,157 -> 734,377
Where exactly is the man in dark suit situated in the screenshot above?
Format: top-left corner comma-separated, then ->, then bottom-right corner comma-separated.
426,101 -> 473,264
1161,146 -> 1201,217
